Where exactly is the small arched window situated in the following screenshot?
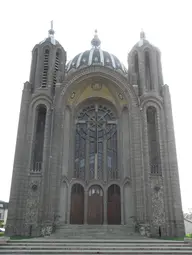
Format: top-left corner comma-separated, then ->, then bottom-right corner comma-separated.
41,49 -> 49,87
145,51 -> 152,90
32,105 -> 47,172
147,106 -> 161,175
30,48 -> 38,86
156,53 -> 163,90
53,50 -> 60,87
134,52 -> 141,95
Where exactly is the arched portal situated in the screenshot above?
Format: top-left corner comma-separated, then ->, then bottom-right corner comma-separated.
107,184 -> 121,224
87,185 -> 103,224
70,184 -> 84,224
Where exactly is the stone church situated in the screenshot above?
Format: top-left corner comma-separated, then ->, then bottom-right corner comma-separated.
6,25 -> 184,238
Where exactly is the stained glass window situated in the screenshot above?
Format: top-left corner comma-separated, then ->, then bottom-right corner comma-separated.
74,103 -> 118,180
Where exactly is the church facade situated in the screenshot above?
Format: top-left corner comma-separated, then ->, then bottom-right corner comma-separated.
6,27 -> 184,237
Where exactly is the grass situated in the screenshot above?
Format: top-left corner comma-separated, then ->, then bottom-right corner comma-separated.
0,232 -> 4,237
10,236 -> 35,240
186,233 -> 192,238
158,236 -> 184,241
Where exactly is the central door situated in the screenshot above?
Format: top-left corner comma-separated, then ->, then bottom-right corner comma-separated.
87,185 -> 103,224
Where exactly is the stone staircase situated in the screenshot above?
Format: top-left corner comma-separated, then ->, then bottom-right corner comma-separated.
53,224 -> 136,239
0,238 -> 192,254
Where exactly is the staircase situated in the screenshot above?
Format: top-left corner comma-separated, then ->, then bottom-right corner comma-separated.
53,224 -> 136,239
0,238 -> 192,254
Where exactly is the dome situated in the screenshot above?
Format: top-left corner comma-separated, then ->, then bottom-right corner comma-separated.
66,30 -> 127,74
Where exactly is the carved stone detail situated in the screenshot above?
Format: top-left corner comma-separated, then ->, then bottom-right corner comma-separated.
24,179 -> 41,226
151,178 -> 166,227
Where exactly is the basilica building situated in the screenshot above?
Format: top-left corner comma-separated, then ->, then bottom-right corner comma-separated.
6,26 -> 184,237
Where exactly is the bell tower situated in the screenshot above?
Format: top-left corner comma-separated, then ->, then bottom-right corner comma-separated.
6,22 -> 67,237
29,21 -> 66,94
128,31 -> 163,96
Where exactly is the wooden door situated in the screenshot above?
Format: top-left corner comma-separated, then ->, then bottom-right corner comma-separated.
70,184 -> 84,224
107,185 -> 121,224
87,186 -> 103,224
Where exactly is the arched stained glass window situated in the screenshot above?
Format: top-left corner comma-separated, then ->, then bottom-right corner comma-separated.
74,103 -> 118,181
147,106 -> 161,175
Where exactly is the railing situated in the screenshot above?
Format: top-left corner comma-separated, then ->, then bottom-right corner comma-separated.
31,161 -> 42,172
150,163 -> 162,175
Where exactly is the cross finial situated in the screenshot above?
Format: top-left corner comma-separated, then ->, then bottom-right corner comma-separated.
140,29 -> 146,39
48,20 -> 55,37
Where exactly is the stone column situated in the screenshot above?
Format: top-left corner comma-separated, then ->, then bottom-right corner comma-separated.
163,84 -> 185,237
58,181 -> 68,224
121,187 -> 124,225
103,188 -> 107,224
67,186 -> 71,224
62,106 -> 71,176
121,107 -> 130,178
131,104 -> 145,222
84,190 -> 88,224
6,82 -> 31,236
40,108 -> 53,222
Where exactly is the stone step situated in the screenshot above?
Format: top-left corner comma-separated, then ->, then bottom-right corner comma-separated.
5,243 -> 190,247
3,241 -> 192,247
1,245 -> 191,250
1,239 -> 191,255
0,249 -> 192,254
7,239 -> 186,243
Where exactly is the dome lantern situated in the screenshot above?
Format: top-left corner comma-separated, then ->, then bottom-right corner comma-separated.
91,29 -> 101,48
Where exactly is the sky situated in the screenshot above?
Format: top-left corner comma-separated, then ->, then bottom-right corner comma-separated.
0,0 -> 191,212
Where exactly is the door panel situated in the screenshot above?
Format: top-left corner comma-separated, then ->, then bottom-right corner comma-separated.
87,186 -> 103,225
107,185 -> 121,224
70,184 -> 84,224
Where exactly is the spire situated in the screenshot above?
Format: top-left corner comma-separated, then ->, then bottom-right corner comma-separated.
91,29 -> 101,48
140,29 -> 146,40
48,20 -> 55,37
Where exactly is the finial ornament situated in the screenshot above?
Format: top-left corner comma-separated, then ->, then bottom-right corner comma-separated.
140,29 -> 146,40
48,20 -> 55,37
91,29 -> 101,48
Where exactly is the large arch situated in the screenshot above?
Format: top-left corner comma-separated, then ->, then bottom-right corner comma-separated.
107,184 -> 121,224
70,183 -> 84,224
73,99 -> 118,182
87,185 -> 104,224
59,67 -> 138,109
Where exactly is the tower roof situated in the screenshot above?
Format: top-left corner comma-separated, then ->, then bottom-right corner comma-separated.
39,21 -> 60,46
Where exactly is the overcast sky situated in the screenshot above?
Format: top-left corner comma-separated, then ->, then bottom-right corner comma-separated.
0,0 -> 191,212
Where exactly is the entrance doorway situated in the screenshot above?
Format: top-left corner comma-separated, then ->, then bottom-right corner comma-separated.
87,185 -> 103,224
70,184 -> 84,224
107,184 -> 121,224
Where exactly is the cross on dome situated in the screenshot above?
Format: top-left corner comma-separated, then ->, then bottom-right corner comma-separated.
91,29 -> 101,48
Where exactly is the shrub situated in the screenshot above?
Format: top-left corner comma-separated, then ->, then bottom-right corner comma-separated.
0,220 -> 4,228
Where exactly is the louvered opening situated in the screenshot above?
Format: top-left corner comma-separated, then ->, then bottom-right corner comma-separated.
53,51 -> 60,87
41,49 -> 49,87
